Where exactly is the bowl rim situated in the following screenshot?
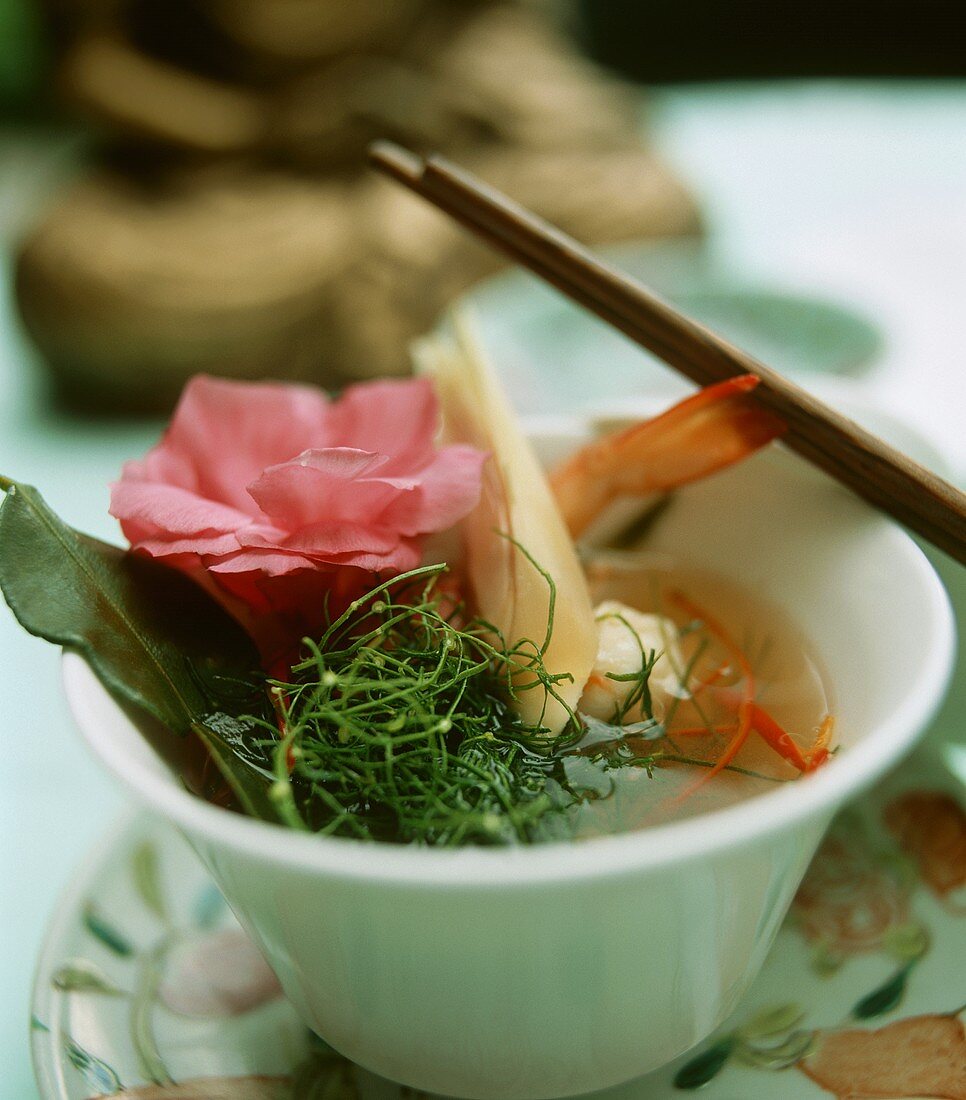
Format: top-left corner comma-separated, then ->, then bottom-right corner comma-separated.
63,443 -> 956,889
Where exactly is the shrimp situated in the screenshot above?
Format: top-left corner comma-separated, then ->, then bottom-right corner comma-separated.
579,600 -> 682,724
556,376 -> 785,730
549,375 -> 786,539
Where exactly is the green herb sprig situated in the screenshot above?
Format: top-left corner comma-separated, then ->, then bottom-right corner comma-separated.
252,564 -> 586,846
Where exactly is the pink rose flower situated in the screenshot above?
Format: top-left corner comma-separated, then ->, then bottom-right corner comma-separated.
110,375 -> 485,657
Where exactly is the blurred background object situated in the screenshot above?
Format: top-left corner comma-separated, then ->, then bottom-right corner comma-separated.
11,0 -> 700,411
578,0 -> 966,81
0,0 -> 48,113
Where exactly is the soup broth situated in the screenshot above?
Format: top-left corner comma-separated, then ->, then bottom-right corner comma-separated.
562,553 -> 833,837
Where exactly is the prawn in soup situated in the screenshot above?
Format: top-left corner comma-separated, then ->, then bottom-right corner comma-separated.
557,555 -> 833,837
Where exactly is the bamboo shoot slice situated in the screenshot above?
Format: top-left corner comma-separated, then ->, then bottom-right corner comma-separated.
413,315 -> 597,735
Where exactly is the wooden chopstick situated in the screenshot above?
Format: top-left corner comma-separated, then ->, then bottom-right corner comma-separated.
368,140 -> 966,565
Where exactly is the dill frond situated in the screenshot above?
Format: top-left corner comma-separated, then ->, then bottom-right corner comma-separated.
257,565 -> 585,846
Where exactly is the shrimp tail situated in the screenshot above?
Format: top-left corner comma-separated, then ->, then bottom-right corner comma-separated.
550,376 -> 787,539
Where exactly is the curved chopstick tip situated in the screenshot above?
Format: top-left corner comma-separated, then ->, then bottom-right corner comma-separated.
368,141 -> 425,184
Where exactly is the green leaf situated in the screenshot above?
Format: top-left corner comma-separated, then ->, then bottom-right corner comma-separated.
562,754 -> 614,798
83,904 -> 134,957
0,479 -> 255,733
673,1037 -> 735,1090
52,959 -> 125,996
131,841 -> 167,922
853,965 -> 911,1019
64,1035 -> 123,1094
0,479 -> 279,822
193,710 -> 282,822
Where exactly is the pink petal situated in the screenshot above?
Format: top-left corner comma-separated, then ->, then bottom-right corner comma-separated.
378,445 -> 487,536
221,564 -> 372,634
207,566 -> 275,616
266,447 -> 390,481
211,538 -> 420,579
326,377 -> 439,471
243,521 -> 402,557
247,448 -> 397,529
140,376 -> 331,511
134,532 -> 241,558
329,543 -> 423,573
208,548 -> 321,577
110,481 -> 253,555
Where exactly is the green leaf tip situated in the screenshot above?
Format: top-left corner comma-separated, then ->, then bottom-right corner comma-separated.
0,478 -> 280,824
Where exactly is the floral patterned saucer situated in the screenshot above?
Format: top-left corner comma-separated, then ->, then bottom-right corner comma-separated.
24,231 -> 963,1100
32,716 -> 966,1100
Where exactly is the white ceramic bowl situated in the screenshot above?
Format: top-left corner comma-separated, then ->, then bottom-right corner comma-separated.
63,430 -> 955,1100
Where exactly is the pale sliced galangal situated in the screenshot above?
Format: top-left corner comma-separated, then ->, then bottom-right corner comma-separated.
413,317 -> 597,735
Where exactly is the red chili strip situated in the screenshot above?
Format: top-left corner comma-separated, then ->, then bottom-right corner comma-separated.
804,715 -> 835,772
674,700 -> 755,801
747,702 -> 810,772
668,590 -> 756,687
668,590 -> 757,799
689,662 -> 731,696
709,687 -> 811,773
